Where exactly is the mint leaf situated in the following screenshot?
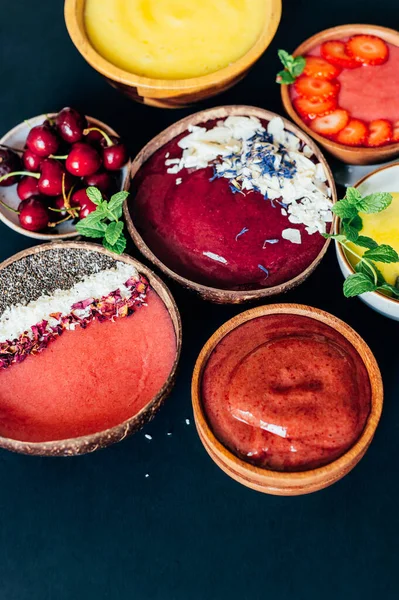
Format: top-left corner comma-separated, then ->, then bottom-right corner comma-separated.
278,49 -> 294,69
291,56 -> 306,76
378,283 -> 399,297
107,191 -> 129,220
76,209 -> 106,228
322,233 -> 346,242
350,214 -> 363,231
342,221 -> 359,242
356,236 -> 378,250
363,244 -> 399,263
276,70 -> 295,84
75,219 -> 107,238
355,260 -> 384,285
355,192 -> 392,214
345,187 -> 362,205
86,186 -> 103,205
105,221 -> 124,245
103,235 -> 127,255
343,273 -> 377,297
332,198 -> 358,219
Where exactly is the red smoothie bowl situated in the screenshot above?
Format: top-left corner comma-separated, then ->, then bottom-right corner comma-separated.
281,24 -> 399,165
123,106 -> 337,303
0,242 -> 181,456
192,304 -> 383,495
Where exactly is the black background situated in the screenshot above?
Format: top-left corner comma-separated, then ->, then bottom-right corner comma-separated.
0,1 -> 398,598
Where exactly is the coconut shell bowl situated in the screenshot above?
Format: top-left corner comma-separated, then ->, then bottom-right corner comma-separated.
281,24 -> 399,165
64,0 -> 282,108
0,113 -> 129,241
123,105 -> 337,304
0,242 -> 181,456
192,304 -> 383,495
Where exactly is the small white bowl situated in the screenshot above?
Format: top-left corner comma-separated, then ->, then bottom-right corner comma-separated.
335,162 -> 399,321
0,114 -> 129,241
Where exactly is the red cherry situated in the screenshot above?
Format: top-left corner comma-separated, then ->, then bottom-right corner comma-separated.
84,170 -> 114,194
103,141 -> 128,171
56,107 -> 87,144
84,129 -> 104,148
52,195 -> 67,216
18,197 -> 49,232
71,188 -> 97,219
23,149 -> 43,172
66,143 -> 102,177
38,159 -> 73,196
17,176 -> 40,201
0,148 -> 22,186
26,123 -> 59,158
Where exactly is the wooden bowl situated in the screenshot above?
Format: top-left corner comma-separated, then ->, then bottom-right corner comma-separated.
64,0 -> 282,108
0,241 -> 182,456
192,304 -> 383,495
281,24 -> 399,165
123,105 -> 337,304
0,114 -> 130,241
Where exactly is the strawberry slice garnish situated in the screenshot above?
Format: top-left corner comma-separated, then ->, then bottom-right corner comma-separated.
303,56 -> 341,80
346,35 -> 389,66
367,119 -> 393,146
294,76 -> 339,99
392,122 -> 399,143
294,96 -> 337,120
335,119 -> 368,146
310,109 -> 349,136
321,40 -> 360,69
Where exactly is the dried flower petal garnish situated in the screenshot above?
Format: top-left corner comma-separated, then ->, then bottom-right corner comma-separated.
0,274 -> 149,370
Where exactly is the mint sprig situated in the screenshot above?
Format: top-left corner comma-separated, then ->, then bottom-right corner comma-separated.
276,49 -> 306,84
324,188 -> 399,298
75,186 -> 129,255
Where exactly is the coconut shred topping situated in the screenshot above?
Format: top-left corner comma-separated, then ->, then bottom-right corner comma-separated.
0,263 -> 150,370
165,116 -> 333,241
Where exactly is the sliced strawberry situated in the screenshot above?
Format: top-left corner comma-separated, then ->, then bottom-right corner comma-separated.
392,122 -> 399,143
321,40 -> 360,69
346,35 -> 389,65
335,119 -> 368,146
303,56 -> 341,80
310,109 -> 349,136
294,76 -> 339,99
367,119 -> 392,146
294,95 -> 337,120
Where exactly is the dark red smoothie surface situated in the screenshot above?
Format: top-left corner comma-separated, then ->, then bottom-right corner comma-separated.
202,314 -> 371,472
0,289 -> 176,442
130,124 -> 327,290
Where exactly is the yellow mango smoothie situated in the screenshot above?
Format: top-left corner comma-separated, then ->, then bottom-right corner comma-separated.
346,192 -> 399,285
84,0 -> 268,79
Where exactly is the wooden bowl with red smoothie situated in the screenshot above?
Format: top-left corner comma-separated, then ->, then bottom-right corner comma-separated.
0,242 -> 181,456
192,304 -> 383,495
281,24 -> 399,165
124,106 -> 337,303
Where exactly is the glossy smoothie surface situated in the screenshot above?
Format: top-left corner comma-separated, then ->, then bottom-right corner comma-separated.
84,0 -> 267,79
0,290 -> 176,442
131,126 -> 327,290
202,314 -> 371,472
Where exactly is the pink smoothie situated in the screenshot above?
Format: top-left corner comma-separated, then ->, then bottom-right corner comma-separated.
202,314 -> 371,472
0,290 -> 176,442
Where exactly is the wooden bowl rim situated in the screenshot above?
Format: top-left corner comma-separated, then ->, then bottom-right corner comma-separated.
192,303 -> 383,487
280,24 -> 399,159
0,241 -> 182,455
335,160 -> 399,305
0,114 -> 130,241
123,104 -> 337,302
64,0 -> 282,90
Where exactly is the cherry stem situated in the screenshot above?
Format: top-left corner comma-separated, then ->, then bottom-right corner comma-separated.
0,198 -> 19,214
83,126 -> 114,147
48,214 -> 73,228
0,170 -> 40,184
50,154 -> 68,160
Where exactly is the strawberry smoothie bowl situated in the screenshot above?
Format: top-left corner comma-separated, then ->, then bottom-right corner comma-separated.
0,243 -> 181,456
192,304 -> 383,495
124,106 -> 337,303
280,25 -> 399,165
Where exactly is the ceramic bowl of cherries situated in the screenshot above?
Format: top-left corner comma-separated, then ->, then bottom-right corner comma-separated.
0,108 -> 129,239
